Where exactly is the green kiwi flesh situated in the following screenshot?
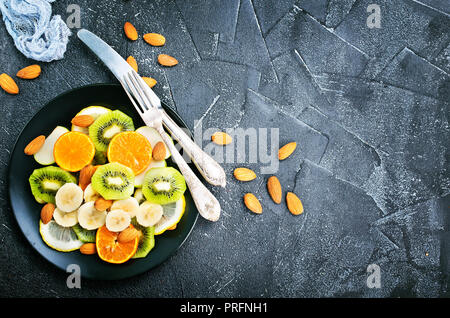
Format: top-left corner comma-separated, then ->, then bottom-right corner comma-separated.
142,167 -> 186,205
131,218 -> 155,259
72,224 -> 96,243
29,166 -> 76,204
89,110 -> 134,152
91,162 -> 135,200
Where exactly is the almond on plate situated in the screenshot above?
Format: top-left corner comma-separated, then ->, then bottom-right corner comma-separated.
80,243 -> 96,255
94,197 -> 113,211
234,168 -> 257,181
211,132 -> 232,145
278,142 -> 297,160
243,193 -> 262,214
16,65 -> 41,79
124,22 -> 138,41
267,176 -> 282,204
286,192 -> 303,215
143,33 -> 166,46
157,54 -> 178,67
142,77 -> 157,88
78,164 -> 97,191
118,227 -> 139,243
152,141 -> 166,161
24,135 -> 45,155
0,73 -> 19,94
71,115 -> 95,127
40,203 -> 55,224
126,56 -> 138,72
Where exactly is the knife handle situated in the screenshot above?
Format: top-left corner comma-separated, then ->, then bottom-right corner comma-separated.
161,110 -> 226,187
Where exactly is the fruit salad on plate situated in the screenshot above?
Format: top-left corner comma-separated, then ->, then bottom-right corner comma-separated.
26,106 -> 186,264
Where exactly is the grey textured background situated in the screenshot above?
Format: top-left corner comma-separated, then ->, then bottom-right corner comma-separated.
0,0 -> 449,297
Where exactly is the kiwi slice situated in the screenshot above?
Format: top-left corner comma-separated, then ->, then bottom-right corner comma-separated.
29,166 -> 76,204
93,150 -> 107,165
142,167 -> 186,205
89,110 -> 134,152
72,224 -> 96,243
131,218 -> 155,259
91,162 -> 135,200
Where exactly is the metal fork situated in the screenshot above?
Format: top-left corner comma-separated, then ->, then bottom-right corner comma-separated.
120,70 -> 221,222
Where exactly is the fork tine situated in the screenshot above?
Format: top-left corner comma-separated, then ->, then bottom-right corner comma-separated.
128,72 -> 152,112
131,71 -> 157,109
118,76 -> 144,115
124,72 -> 150,112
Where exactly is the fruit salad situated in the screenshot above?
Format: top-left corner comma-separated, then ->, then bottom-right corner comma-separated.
25,106 -> 186,264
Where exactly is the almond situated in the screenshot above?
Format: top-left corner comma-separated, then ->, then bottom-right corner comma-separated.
211,132 -> 232,145
71,115 -> 95,127
124,22 -> 138,41
267,176 -> 282,204
16,65 -> 41,79
40,203 -> 55,224
243,193 -> 262,214
143,33 -> 166,46
278,142 -> 297,160
126,56 -> 138,72
79,164 -> 97,191
286,192 -> 303,215
94,197 -> 113,211
142,76 -> 157,88
152,141 -> 166,161
24,135 -> 45,155
118,227 -> 139,243
157,54 -> 178,67
0,73 -> 19,94
233,168 -> 256,182
80,243 -> 96,255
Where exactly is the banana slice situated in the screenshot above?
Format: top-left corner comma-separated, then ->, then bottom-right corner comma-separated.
105,209 -> 131,232
83,183 -> 100,202
53,208 -> 78,227
111,198 -> 139,218
78,201 -> 107,230
136,201 -> 163,227
134,188 -> 145,204
55,183 -> 83,213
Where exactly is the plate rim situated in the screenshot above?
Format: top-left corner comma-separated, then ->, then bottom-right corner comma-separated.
7,83 -> 199,280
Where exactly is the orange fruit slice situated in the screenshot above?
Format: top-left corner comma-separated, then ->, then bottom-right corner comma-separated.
96,225 -> 139,264
107,131 -> 152,175
53,131 -> 95,172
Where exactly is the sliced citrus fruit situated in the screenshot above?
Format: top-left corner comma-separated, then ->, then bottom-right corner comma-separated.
53,131 -> 95,172
107,131 -> 152,175
71,106 -> 111,134
154,195 -> 186,235
96,224 -> 139,264
39,220 -> 83,252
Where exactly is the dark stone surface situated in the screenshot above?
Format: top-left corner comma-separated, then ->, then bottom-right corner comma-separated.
0,0 -> 449,297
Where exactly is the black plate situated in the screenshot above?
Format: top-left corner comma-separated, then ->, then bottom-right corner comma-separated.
8,84 -> 198,280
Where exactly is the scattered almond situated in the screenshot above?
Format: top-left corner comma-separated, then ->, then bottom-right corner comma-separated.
142,76 -> 157,88
286,192 -> 303,215
24,135 -> 45,155
94,197 -> 113,211
157,54 -> 178,67
16,65 -> 41,79
267,176 -> 282,204
71,115 -> 95,127
152,141 -> 166,161
278,142 -> 297,160
124,22 -> 138,41
244,193 -> 262,214
211,132 -> 232,145
79,165 -> 97,191
0,73 -> 19,94
234,168 -> 257,182
143,33 -> 166,46
80,243 -> 96,255
126,56 -> 138,72
118,227 -> 139,243
40,203 -> 55,224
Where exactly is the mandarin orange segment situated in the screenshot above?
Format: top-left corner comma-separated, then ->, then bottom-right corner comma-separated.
107,131 -> 152,175
53,131 -> 95,172
96,225 -> 139,264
